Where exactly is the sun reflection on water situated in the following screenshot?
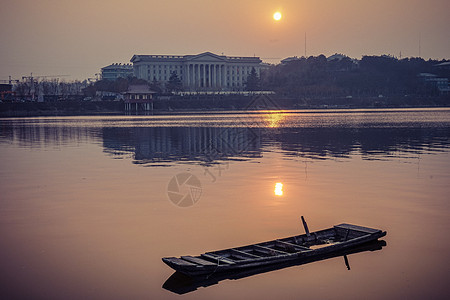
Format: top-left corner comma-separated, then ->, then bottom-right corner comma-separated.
265,112 -> 286,128
274,182 -> 283,196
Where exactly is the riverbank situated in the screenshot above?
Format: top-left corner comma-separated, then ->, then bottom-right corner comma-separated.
1,95 -> 449,117
0,101 -> 124,117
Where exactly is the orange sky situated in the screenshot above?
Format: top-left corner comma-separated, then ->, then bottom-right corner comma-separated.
1,0 -> 449,81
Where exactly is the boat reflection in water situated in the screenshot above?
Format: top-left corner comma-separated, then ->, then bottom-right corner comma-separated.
163,240 -> 387,295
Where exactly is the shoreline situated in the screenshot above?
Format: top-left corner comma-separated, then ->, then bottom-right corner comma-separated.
1,96 -> 449,118
2,106 -> 450,119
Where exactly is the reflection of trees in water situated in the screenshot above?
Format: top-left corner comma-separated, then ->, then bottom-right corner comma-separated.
0,124 -> 99,148
102,127 -> 262,165
102,126 -> 450,165
275,127 -> 450,160
2,123 -> 449,164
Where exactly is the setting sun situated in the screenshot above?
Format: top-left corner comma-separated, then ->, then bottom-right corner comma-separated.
273,12 -> 282,21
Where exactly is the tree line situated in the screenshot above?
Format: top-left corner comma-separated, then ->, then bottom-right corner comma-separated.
260,55 -> 449,98
85,55 -> 448,99
10,55 -> 448,102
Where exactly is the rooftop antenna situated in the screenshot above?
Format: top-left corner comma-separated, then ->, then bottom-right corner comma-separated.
418,33 -> 421,58
304,32 -> 307,57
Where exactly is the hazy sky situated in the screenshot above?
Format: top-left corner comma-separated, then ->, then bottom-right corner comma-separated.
1,0 -> 449,81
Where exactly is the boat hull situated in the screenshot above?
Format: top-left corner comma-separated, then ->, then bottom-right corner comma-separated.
162,223 -> 387,277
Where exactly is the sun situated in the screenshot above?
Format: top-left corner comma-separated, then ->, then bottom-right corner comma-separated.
273,12 -> 282,21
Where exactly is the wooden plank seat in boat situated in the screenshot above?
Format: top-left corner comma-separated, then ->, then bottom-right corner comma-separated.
275,240 -> 311,251
335,224 -> 381,234
181,256 -> 217,266
164,257 -> 198,267
254,245 -> 289,256
201,253 -> 236,265
230,248 -> 262,259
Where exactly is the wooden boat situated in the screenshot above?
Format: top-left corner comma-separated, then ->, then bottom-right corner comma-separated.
162,219 -> 387,277
163,240 -> 387,294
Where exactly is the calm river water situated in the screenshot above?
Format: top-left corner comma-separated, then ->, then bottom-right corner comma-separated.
1,108 -> 449,299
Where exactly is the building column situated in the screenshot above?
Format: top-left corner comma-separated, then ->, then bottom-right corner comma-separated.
189,64 -> 192,90
197,64 -> 201,88
218,65 -> 223,89
222,65 -> 226,89
206,64 -> 209,88
195,64 -> 198,88
199,64 -> 205,88
186,64 -> 190,89
212,64 -> 215,88
224,65 -> 227,88
216,64 -> 220,89
192,64 -> 195,89
204,64 -> 208,88
240,66 -> 243,90
208,64 -> 211,89
218,65 -> 222,89
212,64 -> 216,89
203,64 -> 206,88
205,64 -> 209,88
196,64 -> 199,88
210,65 -> 213,89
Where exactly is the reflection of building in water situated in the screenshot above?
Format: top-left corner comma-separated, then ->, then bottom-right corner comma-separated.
2,122 -> 449,164
0,123 -> 100,148
102,127 -> 262,165
275,127 -> 450,160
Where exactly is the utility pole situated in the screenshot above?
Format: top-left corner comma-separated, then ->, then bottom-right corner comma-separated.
418,33 -> 421,58
304,32 -> 307,57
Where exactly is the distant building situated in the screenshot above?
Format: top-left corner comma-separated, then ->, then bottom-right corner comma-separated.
418,73 -> 450,94
433,61 -> 450,70
0,84 -> 14,101
327,53 -> 348,62
130,52 -> 262,91
327,53 -> 359,70
101,63 -> 133,81
280,56 -> 300,64
123,85 -> 156,111
95,91 -> 123,101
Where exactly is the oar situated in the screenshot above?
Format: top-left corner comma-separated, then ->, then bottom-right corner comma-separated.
343,255 -> 351,270
301,216 -> 310,237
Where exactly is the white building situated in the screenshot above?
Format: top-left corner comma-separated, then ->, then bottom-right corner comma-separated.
101,63 -> 133,81
130,52 -> 262,91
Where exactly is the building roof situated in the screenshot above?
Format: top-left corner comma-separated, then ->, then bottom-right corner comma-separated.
327,53 -> 348,61
418,73 -> 437,78
280,56 -> 300,64
434,61 -> 450,68
130,52 -> 262,64
101,63 -> 133,71
125,85 -> 156,94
